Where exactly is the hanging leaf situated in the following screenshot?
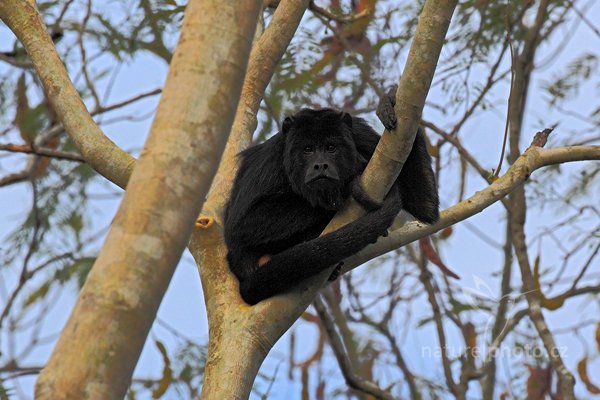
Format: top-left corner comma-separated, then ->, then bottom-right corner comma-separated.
152,340 -> 173,399
465,322 -> 477,351
23,281 -> 52,307
526,365 -> 552,400
533,255 -> 566,310
577,357 -> 600,394
419,237 -> 460,279
439,226 -> 453,239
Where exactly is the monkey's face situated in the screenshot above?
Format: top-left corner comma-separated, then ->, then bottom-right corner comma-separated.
282,109 -> 360,210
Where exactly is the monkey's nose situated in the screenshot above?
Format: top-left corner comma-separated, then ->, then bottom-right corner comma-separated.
313,163 -> 329,170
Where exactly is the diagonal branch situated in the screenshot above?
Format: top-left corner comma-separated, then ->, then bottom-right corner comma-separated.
345,142 -> 600,271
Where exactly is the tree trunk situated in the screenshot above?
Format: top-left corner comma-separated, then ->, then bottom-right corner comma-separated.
34,1 -> 262,398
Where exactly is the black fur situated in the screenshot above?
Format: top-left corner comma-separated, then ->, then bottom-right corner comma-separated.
224,107 -> 439,305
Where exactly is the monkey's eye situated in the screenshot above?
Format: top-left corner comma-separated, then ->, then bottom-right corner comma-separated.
303,145 -> 314,154
326,145 -> 336,153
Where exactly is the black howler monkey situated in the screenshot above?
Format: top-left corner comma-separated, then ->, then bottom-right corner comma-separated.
224,94 -> 439,305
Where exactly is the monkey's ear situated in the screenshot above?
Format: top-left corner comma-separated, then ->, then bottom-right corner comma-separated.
340,112 -> 353,128
282,116 -> 295,134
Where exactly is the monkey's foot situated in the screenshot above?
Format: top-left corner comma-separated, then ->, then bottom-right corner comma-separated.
376,84 -> 398,131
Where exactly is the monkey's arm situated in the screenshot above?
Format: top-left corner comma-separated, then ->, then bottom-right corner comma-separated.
237,187 -> 402,305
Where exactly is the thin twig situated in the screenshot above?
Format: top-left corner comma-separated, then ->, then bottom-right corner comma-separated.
0,143 -> 85,162
78,0 -> 101,108
314,296 -> 398,400
493,25 -> 515,178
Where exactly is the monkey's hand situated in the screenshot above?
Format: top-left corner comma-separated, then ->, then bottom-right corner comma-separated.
376,84 -> 398,131
351,177 -> 382,212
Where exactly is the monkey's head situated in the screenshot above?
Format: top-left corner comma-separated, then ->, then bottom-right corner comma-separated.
282,109 -> 361,210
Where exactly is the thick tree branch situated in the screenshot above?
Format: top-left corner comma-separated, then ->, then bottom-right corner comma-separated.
34,1 -> 262,398
357,0 -> 458,203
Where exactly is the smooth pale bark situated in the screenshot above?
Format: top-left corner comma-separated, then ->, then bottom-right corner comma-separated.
192,1 -> 457,398
34,1 -> 262,398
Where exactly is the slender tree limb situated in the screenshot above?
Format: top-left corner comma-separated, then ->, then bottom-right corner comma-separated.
477,283 -> 600,382
0,88 -> 160,186
481,223 -> 513,399
0,52 -> 33,68
503,1 -> 576,397
344,282 -> 422,400
476,308 -> 529,377
92,88 -> 162,115
309,1 -> 371,23
420,119 -> 510,215
77,0 -> 100,109
0,0 -> 135,189
417,259 -> 459,396
0,170 -> 29,187
32,88 -> 162,149
314,296 -> 398,400
510,203 -> 576,398
266,0 -> 371,22
320,288 -> 366,383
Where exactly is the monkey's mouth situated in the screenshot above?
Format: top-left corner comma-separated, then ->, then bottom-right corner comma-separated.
305,174 -> 339,185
